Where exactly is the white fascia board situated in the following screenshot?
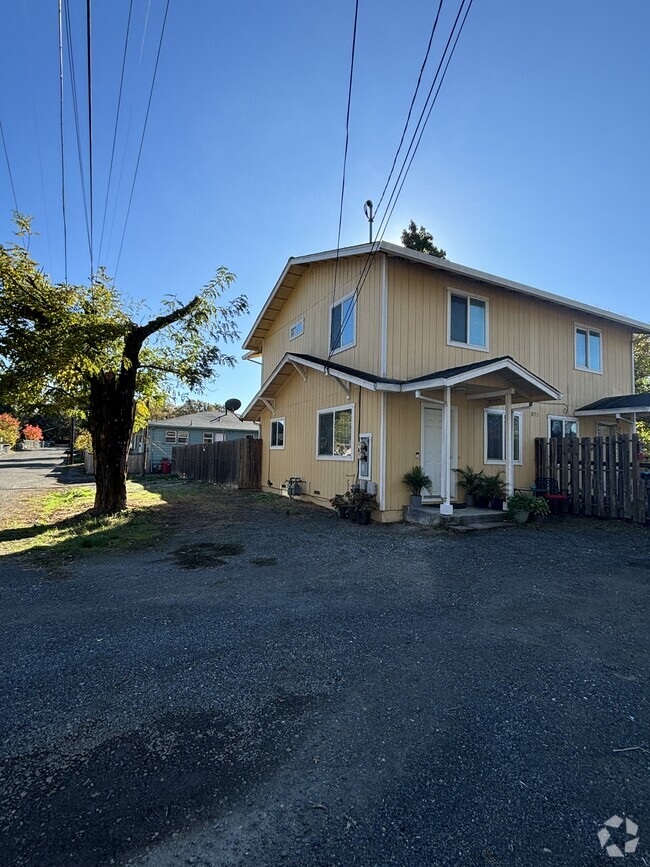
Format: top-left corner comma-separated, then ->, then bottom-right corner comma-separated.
401,359 -> 561,401
575,406 -> 650,416
378,241 -> 650,334
285,354 -> 380,392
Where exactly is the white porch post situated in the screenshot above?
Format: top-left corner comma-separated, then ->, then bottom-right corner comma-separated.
440,386 -> 454,516
504,392 -> 513,506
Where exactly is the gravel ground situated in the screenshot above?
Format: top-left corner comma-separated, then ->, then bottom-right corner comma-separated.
0,488 -> 648,867
0,448 -> 88,517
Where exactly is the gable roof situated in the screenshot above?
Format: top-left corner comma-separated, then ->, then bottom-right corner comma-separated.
148,411 -> 259,431
243,241 -> 650,351
242,353 -> 561,420
575,392 -> 650,417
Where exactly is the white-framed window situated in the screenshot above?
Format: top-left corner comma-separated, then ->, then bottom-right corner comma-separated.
329,292 -> 356,354
575,324 -> 602,373
358,432 -> 372,481
165,430 -> 177,443
317,404 -> 354,460
448,289 -> 488,350
177,431 -> 189,445
484,409 -> 523,464
548,415 -> 578,439
203,432 -> 213,444
270,417 -> 285,449
289,318 -> 304,341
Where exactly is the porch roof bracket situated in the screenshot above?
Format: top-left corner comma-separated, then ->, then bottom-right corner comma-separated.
289,360 -> 308,381
414,389 -> 445,406
331,375 -> 351,399
465,388 -> 516,401
261,398 -> 275,413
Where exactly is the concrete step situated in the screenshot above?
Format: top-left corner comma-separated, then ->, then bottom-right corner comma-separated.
447,521 -> 515,533
405,504 -> 508,528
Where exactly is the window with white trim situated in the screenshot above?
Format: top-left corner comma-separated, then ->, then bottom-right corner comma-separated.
329,293 -> 356,353
317,404 -> 354,460
548,416 -> 578,439
484,409 -> 523,464
289,318 -> 304,341
270,418 -> 285,449
177,431 -> 189,445
165,430 -> 176,443
575,325 -> 602,372
448,290 -> 488,349
203,432 -> 213,444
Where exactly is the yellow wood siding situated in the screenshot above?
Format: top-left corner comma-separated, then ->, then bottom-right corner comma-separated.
261,256 -> 384,381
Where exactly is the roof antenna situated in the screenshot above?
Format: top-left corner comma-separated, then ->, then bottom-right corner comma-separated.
364,200 -> 374,244
210,397 -> 242,423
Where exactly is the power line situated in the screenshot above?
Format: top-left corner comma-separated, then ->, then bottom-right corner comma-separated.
0,119 -> 19,213
57,0 -> 68,281
328,0 -> 475,358
114,0 -> 171,279
86,0 -> 94,278
374,0 -> 445,217
329,0 -> 359,324
98,0 -> 134,267
63,0 -> 92,267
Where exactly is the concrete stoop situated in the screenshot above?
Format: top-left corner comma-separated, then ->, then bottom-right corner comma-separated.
404,503 -> 510,531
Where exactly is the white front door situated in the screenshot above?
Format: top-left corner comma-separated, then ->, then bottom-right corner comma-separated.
421,405 -> 458,500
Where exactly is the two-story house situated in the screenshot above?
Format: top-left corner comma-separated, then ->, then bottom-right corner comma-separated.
242,241 -> 650,521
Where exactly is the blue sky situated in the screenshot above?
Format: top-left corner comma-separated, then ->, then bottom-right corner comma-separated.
2,0 -> 649,407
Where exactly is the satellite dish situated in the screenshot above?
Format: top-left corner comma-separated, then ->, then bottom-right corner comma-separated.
224,398 -> 241,413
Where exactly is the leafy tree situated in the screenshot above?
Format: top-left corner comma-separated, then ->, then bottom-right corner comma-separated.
169,399 -> 225,417
0,412 -> 20,446
634,334 -> 650,447
401,220 -> 446,258
0,218 -> 248,514
22,423 -> 43,441
74,430 -> 93,452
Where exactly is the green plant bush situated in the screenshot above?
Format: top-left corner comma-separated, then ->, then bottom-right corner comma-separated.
402,466 -> 432,496
454,465 -> 485,495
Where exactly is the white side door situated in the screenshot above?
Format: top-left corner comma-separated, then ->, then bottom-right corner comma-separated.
421,405 -> 458,500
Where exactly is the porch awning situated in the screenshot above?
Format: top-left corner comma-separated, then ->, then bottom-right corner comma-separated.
400,355 -> 562,403
575,392 -> 650,420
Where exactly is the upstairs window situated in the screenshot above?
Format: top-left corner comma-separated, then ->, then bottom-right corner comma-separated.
448,290 -> 488,349
484,409 -> 522,464
330,293 -> 356,353
289,318 -> 304,341
575,326 -> 602,372
270,418 -> 285,449
317,405 -> 353,460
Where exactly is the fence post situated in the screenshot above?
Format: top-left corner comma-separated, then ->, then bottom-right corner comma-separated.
582,437 -> 592,516
570,437 -> 580,514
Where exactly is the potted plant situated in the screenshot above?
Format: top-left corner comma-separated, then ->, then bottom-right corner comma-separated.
351,491 -> 379,525
330,493 -> 349,519
506,491 -> 535,524
402,466 -> 432,507
479,472 -> 505,510
529,495 -> 550,525
454,466 -> 484,507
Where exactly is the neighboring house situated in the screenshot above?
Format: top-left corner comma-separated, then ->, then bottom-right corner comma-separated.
141,411 -> 259,471
242,241 -> 650,522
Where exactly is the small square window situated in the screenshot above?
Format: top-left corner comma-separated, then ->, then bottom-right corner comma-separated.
330,294 -> 356,353
289,318 -> 304,341
549,416 -> 578,438
271,418 -> 285,449
177,431 -> 189,445
575,325 -> 602,372
164,430 -> 176,443
203,432 -> 213,444
448,291 -> 487,349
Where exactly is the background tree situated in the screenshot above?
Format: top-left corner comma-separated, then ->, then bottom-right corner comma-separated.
401,220 -> 446,258
0,413 -> 20,446
22,424 -> 43,441
634,334 -> 650,446
0,218 -> 248,514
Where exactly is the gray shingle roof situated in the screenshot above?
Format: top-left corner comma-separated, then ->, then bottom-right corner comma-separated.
148,411 -> 259,431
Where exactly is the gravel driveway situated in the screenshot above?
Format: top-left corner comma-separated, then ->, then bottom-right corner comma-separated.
0,489 -> 648,866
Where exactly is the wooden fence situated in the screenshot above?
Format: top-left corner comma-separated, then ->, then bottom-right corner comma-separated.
172,438 -> 262,489
535,435 -> 650,523
84,451 -> 144,476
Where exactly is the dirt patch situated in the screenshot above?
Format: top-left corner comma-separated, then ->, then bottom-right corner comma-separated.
172,541 -> 244,569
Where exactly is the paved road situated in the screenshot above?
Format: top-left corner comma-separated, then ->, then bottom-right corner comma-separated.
0,489 -> 648,866
0,447 -> 85,491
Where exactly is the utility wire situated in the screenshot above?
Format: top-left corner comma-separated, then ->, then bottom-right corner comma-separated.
58,0 -> 68,280
328,0 -> 359,337
0,119 -> 19,213
63,0 -> 92,266
86,0 -> 94,279
98,0 -> 133,266
114,0 -> 171,279
373,0 -> 444,217
328,0 -> 475,358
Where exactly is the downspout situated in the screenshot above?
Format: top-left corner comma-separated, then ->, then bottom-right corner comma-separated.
504,392 -> 514,505
378,254 -> 389,512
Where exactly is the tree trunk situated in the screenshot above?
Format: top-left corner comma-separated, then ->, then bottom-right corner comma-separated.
88,368 -> 137,515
